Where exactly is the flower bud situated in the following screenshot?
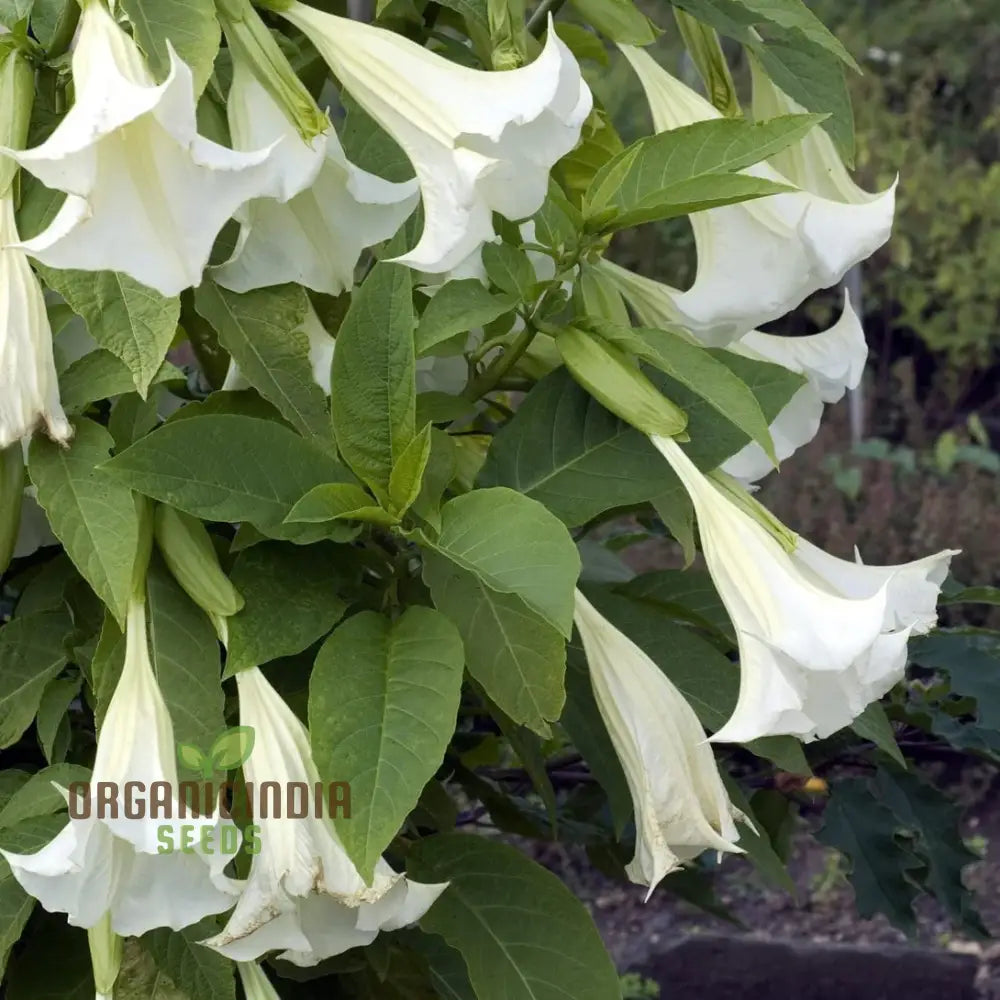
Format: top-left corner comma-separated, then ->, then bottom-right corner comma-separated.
88,911 -> 122,1000
556,326 -> 687,437
0,44 -> 34,195
153,505 -> 244,618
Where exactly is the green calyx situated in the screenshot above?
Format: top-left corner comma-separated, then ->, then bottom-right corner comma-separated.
216,0 -> 328,141
709,469 -> 799,553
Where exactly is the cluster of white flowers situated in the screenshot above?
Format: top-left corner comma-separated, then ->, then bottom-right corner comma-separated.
0,0 -> 957,982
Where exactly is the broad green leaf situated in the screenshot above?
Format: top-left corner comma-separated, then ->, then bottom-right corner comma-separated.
285,483 -> 395,528
103,414 -> 350,538
562,642 -> 633,835
616,568 -> 734,640
225,541 -> 347,674
340,93 -> 414,183
554,108 -> 625,205
194,282 -> 329,440
411,427 -> 457,530
146,557 -> 226,752
0,763 -> 90,828
120,0 -> 220,96
481,243 -> 536,299
388,422 -> 433,517
29,419 -> 141,624
434,0 -> 488,32
415,280 -> 516,356
478,368 -> 678,526
851,702 -> 904,768
817,777 -> 921,935
422,487 -> 580,637
59,350 -> 181,411
593,323 -> 776,463
751,33 -> 855,163
408,836 -> 621,1000
584,114 -> 823,228
720,773 -> 797,894
38,267 -> 180,397
651,485 -> 696,566
116,941 -> 187,1000
0,858 -> 33,981
26,0 -> 77,50
142,918 -> 235,1000
568,0 -> 659,44
423,554 -> 565,735
0,0 -> 31,29
36,674 -> 81,763
910,632 -> 1000,731
655,350 -> 804,470
331,263 -> 416,500
6,913 -> 93,1000
310,607 -> 465,881
875,765 -> 986,936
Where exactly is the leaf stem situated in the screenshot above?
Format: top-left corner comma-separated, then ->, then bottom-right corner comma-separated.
526,0 -> 567,36
463,324 -> 538,401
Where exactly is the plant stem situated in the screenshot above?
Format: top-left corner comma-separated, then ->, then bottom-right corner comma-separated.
463,324 -> 538,401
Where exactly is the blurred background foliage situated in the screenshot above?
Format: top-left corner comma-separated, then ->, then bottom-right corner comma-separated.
591,0 -> 1000,593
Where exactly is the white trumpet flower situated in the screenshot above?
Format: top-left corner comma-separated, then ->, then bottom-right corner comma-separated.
0,198 -> 71,448
0,598 -> 240,934
214,63 -> 418,294
619,45 -> 895,346
574,590 -> 743,893
277,2 -> 591,273
651,434 -> 945,743
203,666 -> 447,966
721,291 -> 867,482
3,0 -> 277,297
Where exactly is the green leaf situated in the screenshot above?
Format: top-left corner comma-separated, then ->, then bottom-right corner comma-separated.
421,487 -> 580,637
0,857 -> 33,981
59,350 -> 181,411
817,777 -> 921,935
120,0 -> 221,96
415,280 -> 517,357
0,763 -> 90,829
910,632 -> 1000,730
36,674 -> 81,764
751,33 -> 854,163
142,918 -> 235,1000
0,0 -> 32,29
6,914 -> 93,1000
194,282 -> 330,440
408,835 -> 621,1000
651,485 -> 696,566
656,350 -> 805,470
592,323 -> 777,463
225,541 -> 347,674
721,773 -> 797,894
331,262 -> 416,500
388,422 -> 433,517
146,556 -> 226,752
103,414 -> 351,538
423,555 -> 565,736
730,0 -> 856,67
852,702 -> 905,768
875,765 -> 986,936
38,267 -> 180,397
310,607 -> 465,881
584,114 -> 822,229
478,368 -> 678,527
411,427 -> 457,530
29,418 -> 141,624
285,482 -> 396,528
568,0 -> 659,44
481,243 -> 536,299
616,568 -> 734,640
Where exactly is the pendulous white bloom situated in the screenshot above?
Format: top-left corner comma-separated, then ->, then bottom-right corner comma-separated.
574,590 -> 743,893
276,2 -> 591,273
0,198 -> 71,448
721,292 -> 867,482
0,598 -> 240,934
619,45 -> 896,346
213,62 -> 418,294
203,666 -> 447,965
651,434 -> 955,743
3,0 -> 278,297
